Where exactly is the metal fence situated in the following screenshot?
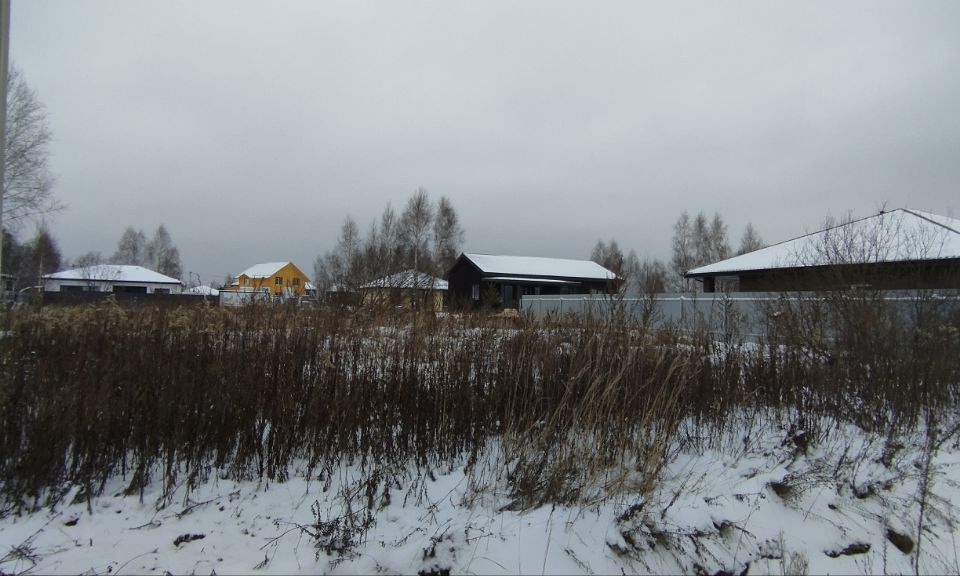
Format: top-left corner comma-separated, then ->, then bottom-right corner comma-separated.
520,291 -> 960,341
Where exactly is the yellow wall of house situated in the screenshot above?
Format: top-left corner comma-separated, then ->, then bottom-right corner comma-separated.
234,263 -> 310,296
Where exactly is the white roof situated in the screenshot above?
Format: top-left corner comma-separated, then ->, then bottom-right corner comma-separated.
44,265 -> 182,284
462,253 -> 616,280
238,262 -> 291,279
485,276 -> 578,284
688,209 -> 960,276
186,285 -> 220,296
361,270 -> 448,290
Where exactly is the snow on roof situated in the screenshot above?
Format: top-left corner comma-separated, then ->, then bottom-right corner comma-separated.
462,253 -> 616,280
484,276 -> 578,284
360,270 -> 448,290
688,209 -> 960,277
237,262 -> 291,279
186,285 -> 220,296
43,265 -> 182,284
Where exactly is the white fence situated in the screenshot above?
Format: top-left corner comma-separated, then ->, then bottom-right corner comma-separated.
520,291 -> 960,341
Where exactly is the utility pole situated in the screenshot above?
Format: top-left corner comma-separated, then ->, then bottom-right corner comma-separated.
0,0 -> 10,306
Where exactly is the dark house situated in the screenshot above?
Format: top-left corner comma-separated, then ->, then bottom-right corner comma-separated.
447,253 -> 616,309
686,209 -> 960,292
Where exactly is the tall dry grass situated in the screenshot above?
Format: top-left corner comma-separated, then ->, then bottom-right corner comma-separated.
0,291 -> 957,513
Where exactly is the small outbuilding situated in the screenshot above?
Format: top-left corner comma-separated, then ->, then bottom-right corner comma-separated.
359,270 -> 448,311
447,253 -> 616,309
42,265 -> 183,294
686,208 -> 960,292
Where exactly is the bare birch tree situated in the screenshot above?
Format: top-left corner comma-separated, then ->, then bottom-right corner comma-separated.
4,67 -> 58,227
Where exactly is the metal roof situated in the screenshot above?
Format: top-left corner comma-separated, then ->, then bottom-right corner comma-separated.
687,209 -> 960,277
43,265 -> 183,284
360,270 -> 448,290
462,253 -> 615,280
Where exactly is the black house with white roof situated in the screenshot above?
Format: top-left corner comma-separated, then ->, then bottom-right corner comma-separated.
686,209 -> 960,292
447,253 -> 616,309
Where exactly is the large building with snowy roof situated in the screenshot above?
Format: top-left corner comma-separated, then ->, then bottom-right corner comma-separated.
686,208 -> 960,292
447,253 -> 616,309
42,265 -> 183,294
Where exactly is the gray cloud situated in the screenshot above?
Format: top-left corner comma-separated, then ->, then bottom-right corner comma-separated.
10,0 -> 960,283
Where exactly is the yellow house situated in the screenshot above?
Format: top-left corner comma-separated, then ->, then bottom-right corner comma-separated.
224,261 -> 310,297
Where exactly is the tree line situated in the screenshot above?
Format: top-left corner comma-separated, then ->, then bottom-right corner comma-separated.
591,211 -> 765,293
314,188 -> 464,294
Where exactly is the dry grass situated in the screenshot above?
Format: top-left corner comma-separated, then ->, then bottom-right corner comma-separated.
0,291 -> 957,513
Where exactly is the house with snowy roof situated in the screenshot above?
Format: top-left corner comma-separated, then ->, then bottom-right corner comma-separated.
42,265 -> 183,294
686,208 -> 960,292
359,269 -> 448,311
221,261 -> 310,297
447,253 -> 616,309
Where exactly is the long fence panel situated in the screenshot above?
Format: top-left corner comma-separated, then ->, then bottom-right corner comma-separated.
520,291 -> 960,341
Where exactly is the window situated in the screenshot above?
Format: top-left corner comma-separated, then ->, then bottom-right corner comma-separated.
275,277 -> 283,285
471,284 -> 480,300
292,278 -> 300,286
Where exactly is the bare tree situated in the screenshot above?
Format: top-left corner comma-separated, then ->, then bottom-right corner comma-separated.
71,251 -> 105,268
692,212 -> 710,267
399,187 -> 434,283
670,211 -> 694,291
3,67 -> 58,227
708,212 -> 731,263
591,238 -> 626,287
111,226 -> 148,265
432,195 -> 463,276
737,223 -> 765,255
19,224 -> 61,287
314,216 -> 363,294
146,224 -> 181,278
635,257 -> 669,294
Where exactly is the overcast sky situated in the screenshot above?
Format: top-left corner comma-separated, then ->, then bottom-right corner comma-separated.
10,0 -> 960,284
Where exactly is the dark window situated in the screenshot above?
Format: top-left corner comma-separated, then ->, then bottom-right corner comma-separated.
292,278 -> 300,286
275,277 -> 283,285
154,288 -> 170,295
61,285 -> 85,292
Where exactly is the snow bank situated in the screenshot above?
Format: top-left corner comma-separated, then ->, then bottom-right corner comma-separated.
2,418 -> 957,575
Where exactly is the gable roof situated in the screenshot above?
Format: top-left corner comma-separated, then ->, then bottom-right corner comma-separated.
44,265 -> 182,284
687,209 -> 960,277
460,253 -> 616,281
237,262 -> 291,279
185,285 -> 220,296
361,270 -> 448,290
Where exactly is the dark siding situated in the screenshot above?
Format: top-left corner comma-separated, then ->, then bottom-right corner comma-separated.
446,256 -> 484,309
701,259 -> 960,292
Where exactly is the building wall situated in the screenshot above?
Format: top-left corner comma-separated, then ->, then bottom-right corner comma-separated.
447,259 -> 484,308
447,257 -> 612,309
230,263 -> 310,296
700,260 -> 960,293
43,279 -> 183,294
360,287 -> 445,312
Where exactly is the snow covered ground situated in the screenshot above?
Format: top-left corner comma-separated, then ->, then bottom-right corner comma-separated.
2,419 -> 958,575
